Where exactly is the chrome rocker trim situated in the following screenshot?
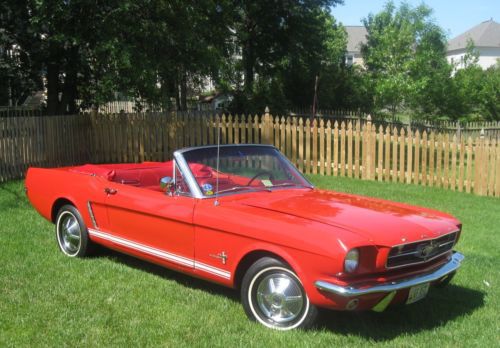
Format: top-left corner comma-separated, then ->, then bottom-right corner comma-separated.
315,252 -> 464,297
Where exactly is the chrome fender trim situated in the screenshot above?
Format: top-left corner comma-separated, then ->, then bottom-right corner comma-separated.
87,201 -> 98,229
315,252 -> 464,297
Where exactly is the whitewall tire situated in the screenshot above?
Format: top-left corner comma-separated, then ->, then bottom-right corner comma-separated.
241,257 -> 317,330
56,205 -> 92,257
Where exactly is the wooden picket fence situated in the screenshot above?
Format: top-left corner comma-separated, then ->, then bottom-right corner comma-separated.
1,111 -> 499,197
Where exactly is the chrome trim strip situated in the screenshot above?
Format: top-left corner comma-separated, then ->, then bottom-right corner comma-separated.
389,240 -> 458,259
389,250 -> 420,258
87,229 -> 231,279
175,143 -> 276,155
173,151 -> 204,198
87,201 -> 98,229
385,230 -> 459,269
315,252 -> 464,297
388,230 -> 459,249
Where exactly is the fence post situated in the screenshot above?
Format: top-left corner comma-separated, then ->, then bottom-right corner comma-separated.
474,129 -> 485,195
264,106 -> 271,144
365,115 -> 373,180
90,106 -> 98,118
496,137 -> 500,197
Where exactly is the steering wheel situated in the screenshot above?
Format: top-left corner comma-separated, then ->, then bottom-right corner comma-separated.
246,171 -> 275,186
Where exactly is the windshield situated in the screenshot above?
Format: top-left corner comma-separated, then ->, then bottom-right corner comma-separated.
181,145 -> 312,197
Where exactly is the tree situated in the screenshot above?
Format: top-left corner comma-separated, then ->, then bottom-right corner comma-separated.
5,0 -> 235,113
280,9 -> 347,110
361,1 -> 451,119
0,0 -> 43,106
1,0 -> 351,115
28,0 -> 133,114
228,1 -> 345,113
480,63 -> 500,120
406,21 -> 453,120
452,55 -> 500,121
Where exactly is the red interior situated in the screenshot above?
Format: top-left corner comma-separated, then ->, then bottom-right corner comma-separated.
69,161 -> 260,193
70,162 -> 174,192
68,161 -> 244,193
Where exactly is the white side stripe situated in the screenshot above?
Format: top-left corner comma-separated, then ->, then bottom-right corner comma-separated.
195,261 -> 231,279
89,229 -> 193,267
88,229 -> 231,280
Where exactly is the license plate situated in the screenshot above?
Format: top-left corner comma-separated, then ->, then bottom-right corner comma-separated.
406,283 -> 430,304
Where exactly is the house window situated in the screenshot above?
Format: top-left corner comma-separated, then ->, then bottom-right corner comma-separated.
345,55 -> 354,66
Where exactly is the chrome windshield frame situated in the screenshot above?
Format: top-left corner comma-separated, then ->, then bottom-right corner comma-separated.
173,144 -> 314,200
173,151 -> 204,198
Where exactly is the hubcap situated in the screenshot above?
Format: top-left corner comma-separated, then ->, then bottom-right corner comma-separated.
256,273 -> 304,324
59,213 -> 81,255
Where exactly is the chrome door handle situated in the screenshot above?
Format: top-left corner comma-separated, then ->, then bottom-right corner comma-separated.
104,187 -> 118,195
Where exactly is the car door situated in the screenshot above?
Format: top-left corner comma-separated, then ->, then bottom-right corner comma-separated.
102,164 -> 196,271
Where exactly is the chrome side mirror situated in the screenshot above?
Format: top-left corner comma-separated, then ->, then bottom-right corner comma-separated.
160,176 -> 174,195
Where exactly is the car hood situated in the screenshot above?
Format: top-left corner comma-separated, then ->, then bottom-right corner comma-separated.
237,189 -> 460,247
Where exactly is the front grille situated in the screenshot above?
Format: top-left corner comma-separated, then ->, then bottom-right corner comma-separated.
386,231 -> 458,269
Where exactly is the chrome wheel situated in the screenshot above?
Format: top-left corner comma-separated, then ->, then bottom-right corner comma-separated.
57,211 -> 82,256
256,273 -> 304,324
242,259 -> 316,330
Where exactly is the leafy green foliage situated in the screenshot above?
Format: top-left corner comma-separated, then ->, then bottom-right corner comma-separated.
361,1 -> 452,119
0,0 -> 44,106
479,64 -> 500,120
451,50 -> 500,121
228,1 -> 346,114
2,0 -> 348,114
1,0 -> 497,120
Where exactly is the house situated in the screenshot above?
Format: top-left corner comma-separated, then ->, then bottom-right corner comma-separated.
198,93 -> 233,111
21,91 -> 45,109
344,26 -> 368,67
447,19 -> 500,70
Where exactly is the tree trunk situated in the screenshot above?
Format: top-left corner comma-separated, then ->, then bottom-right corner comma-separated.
242,34 -> 255,95
159,73 -> 169,111
46,62 -> 60,115
59,46 -> 79,114
174,77 -> 181,111
391,104 -> 397,121
180,71 -> 187,111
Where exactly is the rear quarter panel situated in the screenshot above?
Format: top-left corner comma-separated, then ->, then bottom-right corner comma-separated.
25,167 -> 109,228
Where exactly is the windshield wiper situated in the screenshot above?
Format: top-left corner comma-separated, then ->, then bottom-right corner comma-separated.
251,183 -> 311,191
214,183 -> 311,195
266,183 -> 301,188
215,186 -> 255,194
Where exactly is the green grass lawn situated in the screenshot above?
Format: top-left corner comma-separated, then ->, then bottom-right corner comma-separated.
1,177 -> 498,347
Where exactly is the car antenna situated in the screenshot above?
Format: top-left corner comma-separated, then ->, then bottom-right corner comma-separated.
214,115 -> 221,206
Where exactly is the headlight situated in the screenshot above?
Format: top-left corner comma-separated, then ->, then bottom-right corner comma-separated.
344,248 -> 359,273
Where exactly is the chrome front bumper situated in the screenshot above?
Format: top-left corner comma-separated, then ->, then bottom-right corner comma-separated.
315,252 -> 464,297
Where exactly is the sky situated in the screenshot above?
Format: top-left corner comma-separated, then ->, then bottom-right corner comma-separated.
331,0 -> 499,39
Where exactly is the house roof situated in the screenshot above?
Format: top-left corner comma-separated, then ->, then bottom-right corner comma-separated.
345,26 -> 368,53
447,19 -> 500,51
22,91 -> 45,108
199,92 -> 231,103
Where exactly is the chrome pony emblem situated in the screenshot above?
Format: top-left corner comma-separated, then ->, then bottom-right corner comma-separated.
417,241 -> 439,260
209,251 -> 228,264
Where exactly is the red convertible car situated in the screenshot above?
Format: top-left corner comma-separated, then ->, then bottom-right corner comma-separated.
26,144 -> 464,330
